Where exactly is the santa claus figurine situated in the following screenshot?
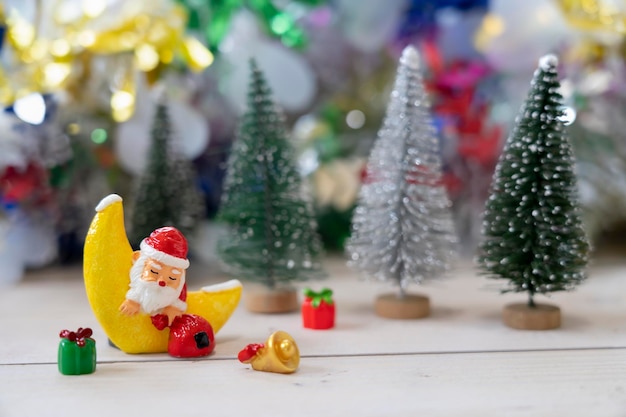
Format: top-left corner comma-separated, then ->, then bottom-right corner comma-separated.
119,226 -> 214,358
120,227 -> 190,327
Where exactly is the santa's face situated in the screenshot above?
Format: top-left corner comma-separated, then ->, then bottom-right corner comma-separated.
140,258 -> 184,290
128,254 -> 186,315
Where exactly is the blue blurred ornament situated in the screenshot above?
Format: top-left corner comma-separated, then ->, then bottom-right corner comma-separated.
398,0 -> 489,39
0,24 -> 5,53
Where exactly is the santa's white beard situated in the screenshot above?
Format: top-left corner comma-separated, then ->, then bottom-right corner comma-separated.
127,254 -> 185,315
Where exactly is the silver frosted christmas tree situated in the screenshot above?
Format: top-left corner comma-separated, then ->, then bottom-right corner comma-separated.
347,46 -> 456,317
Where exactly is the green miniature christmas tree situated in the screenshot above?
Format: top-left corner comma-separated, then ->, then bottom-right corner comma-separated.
216,60 -> 324,307
129,101 -> 204,248
478,54 -> 589,326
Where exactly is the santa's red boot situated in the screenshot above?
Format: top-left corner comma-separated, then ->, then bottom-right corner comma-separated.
168,314 -> 215,358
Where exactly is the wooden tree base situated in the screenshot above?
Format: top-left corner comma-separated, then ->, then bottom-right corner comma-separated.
375,293 -> 430,319
244,287 -> 299,314
502,302 -> 561,330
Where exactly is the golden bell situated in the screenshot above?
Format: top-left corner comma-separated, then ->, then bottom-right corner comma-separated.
238,331 -> 300,374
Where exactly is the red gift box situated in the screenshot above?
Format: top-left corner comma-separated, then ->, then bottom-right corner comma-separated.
302,288 -> 335,330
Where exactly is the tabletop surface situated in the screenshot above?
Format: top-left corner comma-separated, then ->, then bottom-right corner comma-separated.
1,250 -> 626,417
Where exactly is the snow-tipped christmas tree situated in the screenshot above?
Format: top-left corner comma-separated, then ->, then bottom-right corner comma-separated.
347,45 -> 456,317
478,54 -> 589,313
216,60 -> 324,296
129,101 -> 204,248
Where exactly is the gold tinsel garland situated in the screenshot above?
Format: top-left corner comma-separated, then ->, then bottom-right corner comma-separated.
1,0 -> 213,121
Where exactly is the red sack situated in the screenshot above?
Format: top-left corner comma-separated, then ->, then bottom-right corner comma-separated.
168,314 -> 215,358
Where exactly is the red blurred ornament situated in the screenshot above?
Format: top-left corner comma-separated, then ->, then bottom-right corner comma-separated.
441,172 -> 464,196
0,163 -> 51,204
420,40 -> 503,172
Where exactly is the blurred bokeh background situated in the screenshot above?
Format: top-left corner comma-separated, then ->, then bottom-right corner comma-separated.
0,0 -> 624,284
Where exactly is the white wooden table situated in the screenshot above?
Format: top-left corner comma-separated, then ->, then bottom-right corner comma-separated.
1,253 -> 626,417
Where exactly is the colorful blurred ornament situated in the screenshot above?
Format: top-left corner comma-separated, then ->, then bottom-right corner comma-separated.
398,0 -> 489,40
563,54 -> 626,236
219,12 -> 316,113
475,0 -> 577,73
557,0 -> 626,34
12,93 -> 46,125
85,3 -> 212,69
0,207 -> 58,285
15,211 -> 58,268
115,89 -> 209,176
315,206 -> 354,251
0,218 -> 25,285
1,0 -> 214,120
419,38 -> 504,250
176,0 -> 325,52
312,158 -> 364,211
237,331 -> 300,374
336,0 -> 406,53
435,7 -> 488,62
0,97 -> 71,173
0,163 -> 50,204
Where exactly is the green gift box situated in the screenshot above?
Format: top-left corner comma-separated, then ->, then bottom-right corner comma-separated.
58,328 -> 96,375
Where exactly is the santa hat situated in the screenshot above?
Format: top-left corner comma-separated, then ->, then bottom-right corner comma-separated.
140,227 -> 190,269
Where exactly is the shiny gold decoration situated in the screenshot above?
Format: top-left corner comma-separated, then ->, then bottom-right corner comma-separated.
135,44 -> 161,72
557,0 -> 626,33
0,1 -> 214,116
82,0 -> 107,19
109,57 -> 137,123
564,38 -> 608,64
180,37 -> 215,72
7,14 -> 36,51
242,331 -> 300,374
0,76 -> 14,104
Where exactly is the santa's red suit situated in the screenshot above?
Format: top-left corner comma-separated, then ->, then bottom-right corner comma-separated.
150,284 -> 187,330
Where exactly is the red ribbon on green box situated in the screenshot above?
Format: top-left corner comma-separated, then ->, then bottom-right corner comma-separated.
59,328 -> 93,346
303,288 -> 333,308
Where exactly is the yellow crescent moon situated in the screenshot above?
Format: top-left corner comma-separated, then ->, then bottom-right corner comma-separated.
83,194 -> 242,354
